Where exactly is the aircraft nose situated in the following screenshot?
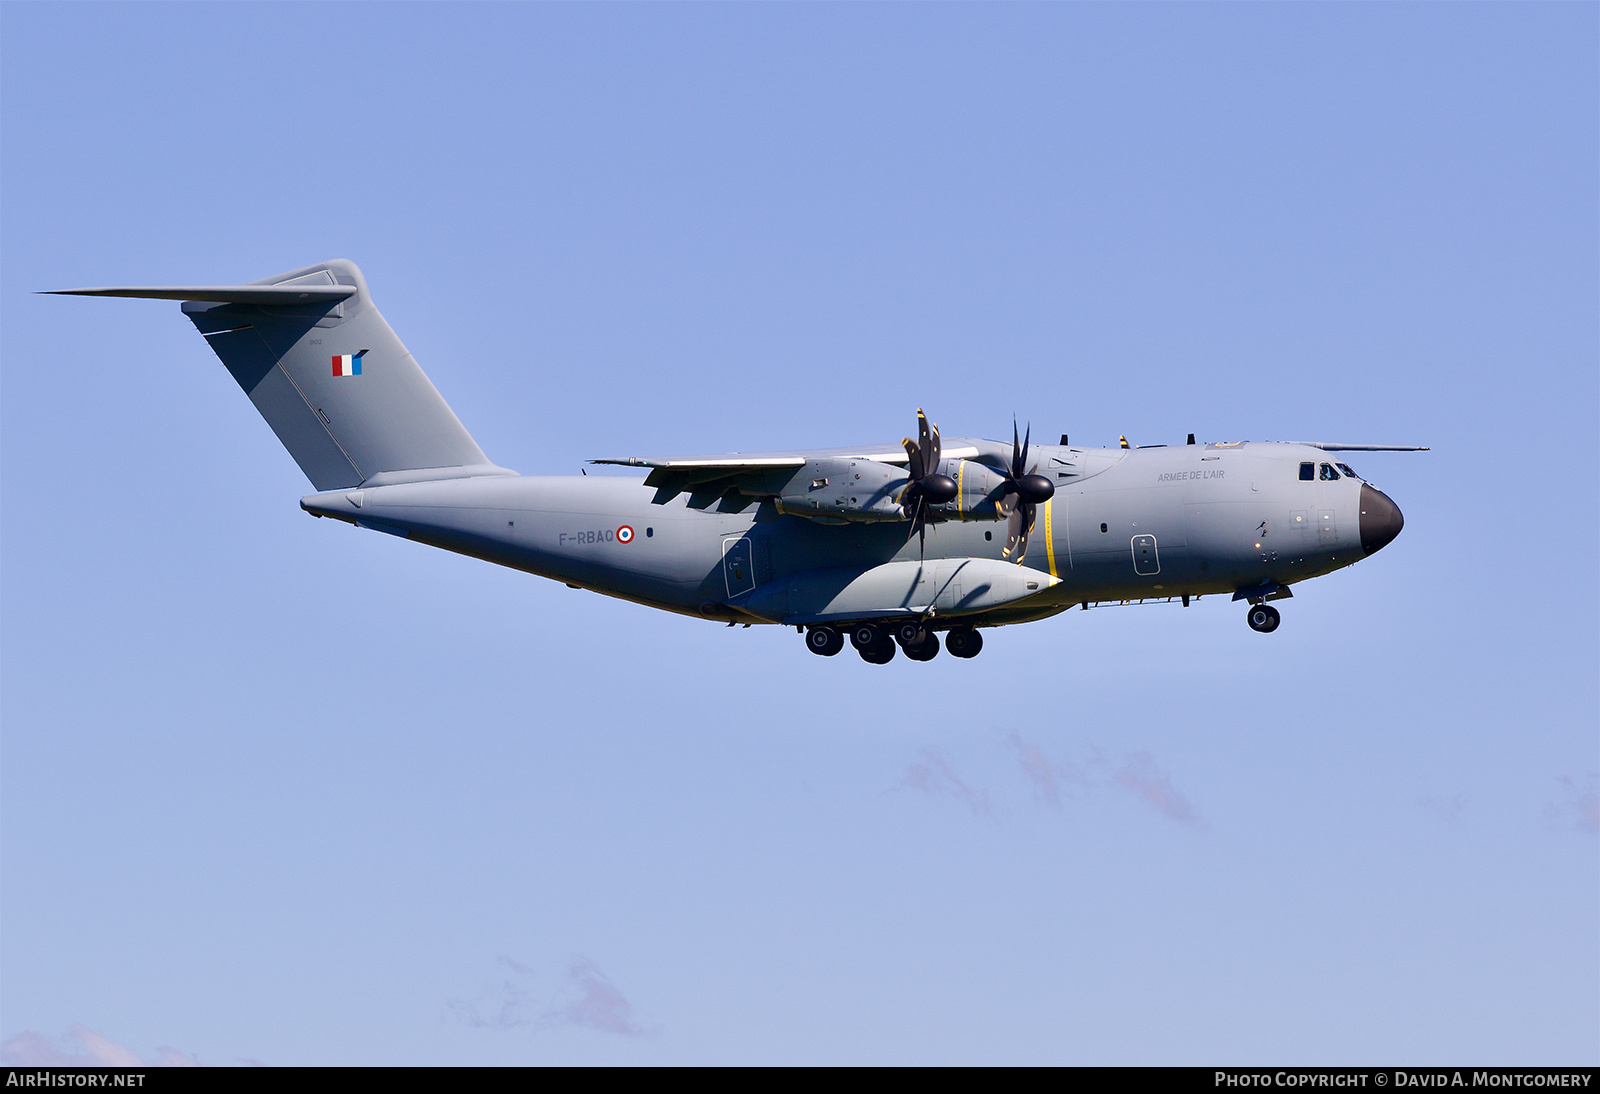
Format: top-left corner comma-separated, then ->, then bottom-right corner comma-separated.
1359,483 -> 1404,555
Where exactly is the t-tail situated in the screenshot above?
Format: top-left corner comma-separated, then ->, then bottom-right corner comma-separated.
48,260 -> 512,489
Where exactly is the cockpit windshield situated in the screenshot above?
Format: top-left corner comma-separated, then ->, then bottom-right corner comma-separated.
1336,462 -> 1360,480
1318,463 -> 1341,481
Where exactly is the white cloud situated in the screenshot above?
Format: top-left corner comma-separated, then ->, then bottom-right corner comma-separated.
449,956 -> 650,1037
446,957 -> 539,1031
1549,773 -> 1599,834
1417,793 -> 1467,823
0,1025 -> 198,1067
898,748 -> 994,817
545,959 -> 647,1036
1114,752 -> 1204,827
1008,737 -> 1205,827
1010,734 -> 1064,807
1007,733 -> 1096,809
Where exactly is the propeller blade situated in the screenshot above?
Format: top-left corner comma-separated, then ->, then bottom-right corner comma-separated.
1002,504 -> 1022,559
927,419 -> 941,474
902,436 -> 924,483
1016,501 -> 1036,563
1002,501 -> 1037,563
904,495 -> 930,560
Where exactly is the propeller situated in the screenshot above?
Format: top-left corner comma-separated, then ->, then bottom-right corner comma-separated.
901,409 -> 958,556
998,421 -> 1056,563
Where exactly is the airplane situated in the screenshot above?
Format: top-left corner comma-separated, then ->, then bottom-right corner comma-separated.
49,259 -> 1425,664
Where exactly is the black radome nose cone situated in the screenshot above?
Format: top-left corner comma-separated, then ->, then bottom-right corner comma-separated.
1359,483 -> 1404,555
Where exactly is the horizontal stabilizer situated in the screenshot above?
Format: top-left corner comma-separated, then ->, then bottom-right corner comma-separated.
1291,442 -> 1431,452
48,260 -> 500,491
45,285 -> 357,306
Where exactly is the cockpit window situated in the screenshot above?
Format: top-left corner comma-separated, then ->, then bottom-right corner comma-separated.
1299,462 -> 1315,481
1319,463 -> 1340,480
1337,462 -> 1360,479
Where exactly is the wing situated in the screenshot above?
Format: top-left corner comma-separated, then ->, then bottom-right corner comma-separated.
592,442 -> 983,508
1288,443 -> 1431,451
593,440 -> 982,471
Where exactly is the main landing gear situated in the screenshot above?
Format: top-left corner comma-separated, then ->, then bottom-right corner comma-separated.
805,623 -> 985,662
892,621 -> 940,662
1246,604 -> 1281,633
944,626 -> 983,659
850,624 -> 897,664
805,626 -> 845,656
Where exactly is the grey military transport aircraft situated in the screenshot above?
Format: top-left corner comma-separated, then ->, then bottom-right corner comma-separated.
52,260 -> 1424,663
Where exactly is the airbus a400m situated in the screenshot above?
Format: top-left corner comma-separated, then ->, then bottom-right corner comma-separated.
53,260 -> 1424,664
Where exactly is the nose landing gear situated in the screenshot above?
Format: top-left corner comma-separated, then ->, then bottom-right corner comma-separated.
1247,604 -> 1281,633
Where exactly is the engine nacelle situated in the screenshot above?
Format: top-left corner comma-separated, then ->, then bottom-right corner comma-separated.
755,457 -> 1030,526
768,458 -> 909,523
927,460 -> 1011,521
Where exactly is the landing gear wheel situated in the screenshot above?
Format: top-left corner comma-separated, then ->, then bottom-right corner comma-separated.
903,632 -> 940,661
945,627 -> 983,659
851,624 -> 886,652
894,621 -> 928,647
806,626 -> 844,657
859,637 -> 897,664
1247,604 -> 1281,633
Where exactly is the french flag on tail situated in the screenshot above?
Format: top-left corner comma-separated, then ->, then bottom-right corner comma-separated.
332,349 -> 369,377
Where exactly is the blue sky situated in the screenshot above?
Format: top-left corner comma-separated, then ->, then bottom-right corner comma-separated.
1,2 -> 1595,1065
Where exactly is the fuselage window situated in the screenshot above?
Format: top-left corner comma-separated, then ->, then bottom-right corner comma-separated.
1319,463 -> 1340,480
1100,523 -> 1108,533
1299,462 -> 1315,481
1336,463 -> 1359,479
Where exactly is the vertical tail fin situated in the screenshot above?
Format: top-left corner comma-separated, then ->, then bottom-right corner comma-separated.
51,260 -> 508,490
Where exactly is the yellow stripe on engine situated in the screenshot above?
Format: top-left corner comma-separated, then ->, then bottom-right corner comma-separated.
957,460 -> 966,518
1044,497 -> 1057,578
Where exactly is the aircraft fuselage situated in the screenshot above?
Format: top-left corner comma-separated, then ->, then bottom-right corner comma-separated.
300,439 -> 1402,629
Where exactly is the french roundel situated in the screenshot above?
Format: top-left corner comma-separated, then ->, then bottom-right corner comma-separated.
616,525 -> 634,544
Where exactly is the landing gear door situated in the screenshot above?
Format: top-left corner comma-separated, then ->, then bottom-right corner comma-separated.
1131,534 -> 1160,576
722,535 -> 756,598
